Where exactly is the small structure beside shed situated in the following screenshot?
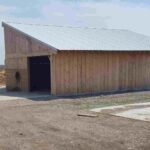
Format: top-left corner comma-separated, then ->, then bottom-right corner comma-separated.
2,22 -> 150,95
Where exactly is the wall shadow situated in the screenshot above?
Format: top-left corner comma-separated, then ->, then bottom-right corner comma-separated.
0,86 -> 150,102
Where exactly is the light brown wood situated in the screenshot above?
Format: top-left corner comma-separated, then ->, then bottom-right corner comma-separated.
51,51 -> 150,95
4,26 -> 56,59
77,113 -> 98,117
4,25 -> 56,92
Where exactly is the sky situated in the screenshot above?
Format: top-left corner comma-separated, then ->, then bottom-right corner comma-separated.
0,0 -> 150,64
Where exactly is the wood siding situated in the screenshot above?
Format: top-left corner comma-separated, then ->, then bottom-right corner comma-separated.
52,51 -> 150,95
4,25 -> 150,95
5,57 -> 29,91
4,26 -> 55,91
4,26 -> 56,59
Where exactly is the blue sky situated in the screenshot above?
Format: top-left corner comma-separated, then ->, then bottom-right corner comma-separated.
0,0 -> 150,64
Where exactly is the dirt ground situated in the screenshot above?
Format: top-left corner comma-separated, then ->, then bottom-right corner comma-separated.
0,91 -> 149,150
0,69 -> 5,85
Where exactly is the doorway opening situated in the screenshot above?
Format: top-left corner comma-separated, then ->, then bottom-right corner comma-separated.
28,56 -> 51,92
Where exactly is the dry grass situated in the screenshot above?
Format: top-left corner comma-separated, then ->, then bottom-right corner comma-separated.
0,69 -> 5,85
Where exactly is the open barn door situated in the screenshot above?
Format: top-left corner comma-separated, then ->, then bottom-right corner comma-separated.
28,56 -> 51,92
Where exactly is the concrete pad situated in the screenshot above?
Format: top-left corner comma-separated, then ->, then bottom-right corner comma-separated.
0,86 -> 51,101
91,105 -> 126,112
91,102 -> 150,122
91,102 -> 150,112
116,107 -> 150,122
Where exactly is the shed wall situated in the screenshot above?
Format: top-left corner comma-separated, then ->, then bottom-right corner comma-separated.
4,26 -> 55,59
52,51 -> 150,95
4,26 -> 150,95
4,26 -> 54,91
5,58 -> 29,91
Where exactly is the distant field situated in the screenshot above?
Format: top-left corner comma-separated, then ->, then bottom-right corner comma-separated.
0,68 -> 5,85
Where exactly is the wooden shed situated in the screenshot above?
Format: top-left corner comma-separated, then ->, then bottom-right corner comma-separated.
2,22 -> 150,95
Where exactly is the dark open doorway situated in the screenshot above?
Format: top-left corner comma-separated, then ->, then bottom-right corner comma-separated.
28,56 -> 51,92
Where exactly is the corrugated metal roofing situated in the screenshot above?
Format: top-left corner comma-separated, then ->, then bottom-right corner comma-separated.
3,22 -> 150,51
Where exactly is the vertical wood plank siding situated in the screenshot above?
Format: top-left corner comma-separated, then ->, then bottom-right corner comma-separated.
4,27 -> 55,58
4,26 -> 55,91
52,51 -> 150,95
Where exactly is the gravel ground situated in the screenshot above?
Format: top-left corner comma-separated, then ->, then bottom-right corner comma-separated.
0,91 -> 149,150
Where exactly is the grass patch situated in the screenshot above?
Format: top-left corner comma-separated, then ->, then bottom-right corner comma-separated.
138,114 -> 150,116
80,98 -> 150,110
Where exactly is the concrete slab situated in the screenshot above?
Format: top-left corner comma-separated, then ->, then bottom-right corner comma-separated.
0,86 -> 51,101
91,102 -> 150,122
91,102 -> 150,112
115,107 -> 150,122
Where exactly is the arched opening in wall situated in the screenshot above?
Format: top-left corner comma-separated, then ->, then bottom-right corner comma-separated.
28,56 -> 51,92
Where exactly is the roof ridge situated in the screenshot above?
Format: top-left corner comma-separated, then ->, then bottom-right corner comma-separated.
5,21 -> 105,30
6,22 -> 148,34
4,22 -> 150,38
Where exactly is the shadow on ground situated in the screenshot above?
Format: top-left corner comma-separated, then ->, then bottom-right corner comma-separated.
0,86 -> 58,101
1,85 -> 150,102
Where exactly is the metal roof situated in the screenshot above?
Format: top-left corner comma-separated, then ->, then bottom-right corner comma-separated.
2,22 -> 150,51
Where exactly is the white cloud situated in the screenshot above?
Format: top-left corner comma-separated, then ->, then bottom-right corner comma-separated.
0,5 -> 16,14
40,1 -> 150,35
41,1 -> 107,28
53,12 -> 64,17
77,2 -> 150,35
